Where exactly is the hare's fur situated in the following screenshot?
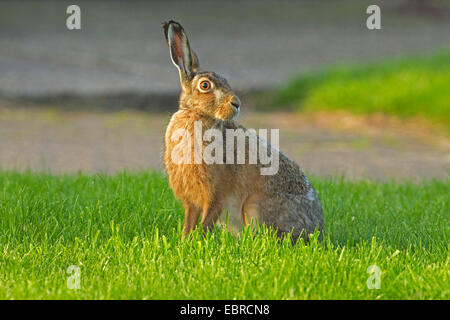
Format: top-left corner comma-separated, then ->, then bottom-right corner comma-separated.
162,21 -> 323,240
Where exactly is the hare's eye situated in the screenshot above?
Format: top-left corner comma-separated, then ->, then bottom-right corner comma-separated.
198,80 -> 211,92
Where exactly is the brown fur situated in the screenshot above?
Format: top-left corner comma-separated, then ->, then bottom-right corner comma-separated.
162,21 -> 323,241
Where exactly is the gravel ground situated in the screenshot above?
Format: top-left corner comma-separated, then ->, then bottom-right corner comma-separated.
1,105 -> 448,180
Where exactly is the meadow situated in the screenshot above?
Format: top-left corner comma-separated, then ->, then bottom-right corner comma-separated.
269,51 -> 450,129
0,171 -> 448,299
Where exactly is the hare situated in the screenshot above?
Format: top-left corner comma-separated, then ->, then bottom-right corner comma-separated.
162,21 -> 323,241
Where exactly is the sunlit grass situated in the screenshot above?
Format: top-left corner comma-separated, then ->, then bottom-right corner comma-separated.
272,51 -> 450,128
0,171 -> 448,299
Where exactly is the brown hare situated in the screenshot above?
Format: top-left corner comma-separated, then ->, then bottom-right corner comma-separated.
162,20 -> 323,241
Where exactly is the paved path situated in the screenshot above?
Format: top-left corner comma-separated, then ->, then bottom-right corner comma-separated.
1,0 -> 450,99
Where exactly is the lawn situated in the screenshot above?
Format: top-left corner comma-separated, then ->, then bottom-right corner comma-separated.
0,171 -> 448,299
270,51 -> 450,128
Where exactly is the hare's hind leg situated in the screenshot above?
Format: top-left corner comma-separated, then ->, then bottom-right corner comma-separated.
182,203 -> 202,239
250,193 -> 323,241
276,193 -> 323,241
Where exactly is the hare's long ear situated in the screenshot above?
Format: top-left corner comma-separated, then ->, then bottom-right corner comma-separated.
191,50 -> 200,73
162,21 -> 197,87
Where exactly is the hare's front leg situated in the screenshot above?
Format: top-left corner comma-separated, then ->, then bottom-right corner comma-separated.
201,198 -> 224,233
182,203 -> 201,239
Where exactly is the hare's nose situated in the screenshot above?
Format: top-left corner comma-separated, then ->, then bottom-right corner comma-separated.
230,96 -> 241,109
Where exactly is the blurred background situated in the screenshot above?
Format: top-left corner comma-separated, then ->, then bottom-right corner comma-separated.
0,0 -> 449,179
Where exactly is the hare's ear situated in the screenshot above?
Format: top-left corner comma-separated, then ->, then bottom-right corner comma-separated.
191,50 -> 200,73
162,21 -> 197,86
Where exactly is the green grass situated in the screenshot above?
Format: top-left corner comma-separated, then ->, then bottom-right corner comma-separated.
271,51 -> 450,127
0,171 -> 448,299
